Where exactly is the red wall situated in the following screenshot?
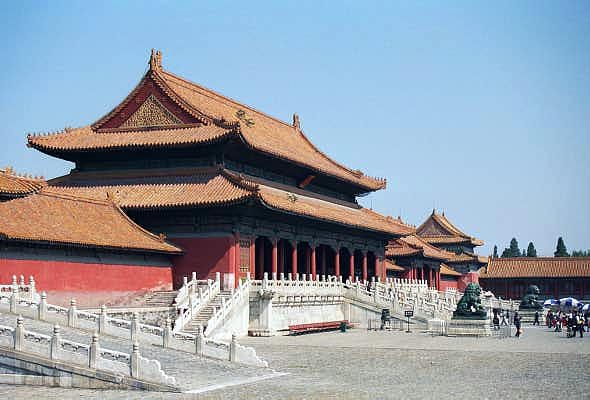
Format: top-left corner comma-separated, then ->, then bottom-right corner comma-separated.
0,258 -> 172,292
458,271 -> 480,292
169,236 -> 234,288
439,278 -> 458,291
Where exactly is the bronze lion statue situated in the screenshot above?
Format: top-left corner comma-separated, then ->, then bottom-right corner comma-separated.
453,283 -> 487,319
519,285 -> 542,310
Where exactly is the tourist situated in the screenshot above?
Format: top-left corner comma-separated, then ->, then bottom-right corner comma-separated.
533,310 -> 540,326
492,311 -> 500,330
577,314 -> 584,338
514,312 -> 522,338
500,311 -> 508,326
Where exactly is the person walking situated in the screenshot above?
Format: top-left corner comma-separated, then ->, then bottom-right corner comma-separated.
577,314 -> 584,338
533,310 -> 540,326
514,312 -> 522,338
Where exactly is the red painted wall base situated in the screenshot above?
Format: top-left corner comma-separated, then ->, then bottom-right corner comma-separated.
439,279 -> 459,291
0,258 -> 173,306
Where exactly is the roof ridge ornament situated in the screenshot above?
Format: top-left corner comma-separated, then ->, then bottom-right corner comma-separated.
149,49 -> 163,71
292,113 -> 301,131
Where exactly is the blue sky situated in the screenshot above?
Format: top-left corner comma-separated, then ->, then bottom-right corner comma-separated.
1,1 -> 588,256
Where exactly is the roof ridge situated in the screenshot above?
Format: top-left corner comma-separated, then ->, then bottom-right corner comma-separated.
38,187 -> 113,206
108,200 -> 182,253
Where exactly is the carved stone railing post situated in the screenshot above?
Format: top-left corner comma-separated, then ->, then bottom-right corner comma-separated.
215,272 -> 221,284
89,332 -> 99,368
229,334 -> 237,362
99,305 -> 107,333
50,325 -> 60,359
10,287 -> 17,314
38,292 -> 47,321
68,299 -> 77,328
11,275 -> 18,292
130,312 -> 139,342
163,317 -> 171,348
29,276 -> 36,298
130,342 -> 140,378
195,325 -> 203,356
14,315 -> 24,351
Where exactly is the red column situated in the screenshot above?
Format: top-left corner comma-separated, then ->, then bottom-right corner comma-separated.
291,240 -> 298,277
350,251 -> 355,281
249,236 -> 255,279
311,245 -> 317,280
321,246 -> 326,276
306,246 -> 311,275
362,252 -> 368,282
429,268 -> 433,287
382,257 -> 387,281
277,241 -> 285,274
271,238 -> 278,277
256,238 -> 264,280
234,232 -> 240,287
334,248 -> 340,277
436,270 -> 440,290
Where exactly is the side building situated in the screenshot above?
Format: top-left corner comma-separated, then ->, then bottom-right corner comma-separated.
0,190 -> 182,305
416,210 -> 488,274
25,49 -> 413,290
479,257 -> 590,301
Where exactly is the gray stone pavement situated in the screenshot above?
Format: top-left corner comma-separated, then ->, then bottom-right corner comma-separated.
0,322 -> 588,399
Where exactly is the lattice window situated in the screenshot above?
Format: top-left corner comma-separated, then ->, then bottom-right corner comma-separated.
239,239 -> 251,273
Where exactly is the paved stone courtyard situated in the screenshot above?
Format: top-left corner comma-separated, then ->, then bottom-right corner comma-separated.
0,325 -> 588,399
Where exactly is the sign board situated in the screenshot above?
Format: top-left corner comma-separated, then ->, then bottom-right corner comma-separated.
404,310 -> 414,318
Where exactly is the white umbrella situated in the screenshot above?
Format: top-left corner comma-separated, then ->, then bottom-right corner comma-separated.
543,299 -> 558,308
559,297 -> 579,308
581,303 -> 589,312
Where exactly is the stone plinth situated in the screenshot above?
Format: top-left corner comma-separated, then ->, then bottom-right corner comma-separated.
447,318 -> 491,337
517,309 -> 543,324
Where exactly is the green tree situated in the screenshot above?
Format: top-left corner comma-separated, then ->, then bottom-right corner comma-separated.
526,242 -> 537,257
501,248 -> 511,258
509,238 -> 520,257
493,245 -> 498,258
521,249 -> 526,257
554,237 -> 569,257
572,249 -> 590,257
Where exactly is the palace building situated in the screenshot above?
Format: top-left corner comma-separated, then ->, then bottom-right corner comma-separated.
0,189 -> 181,305
385,211 -> 488,291
479,257 -> 590,301
416,210 -> 487,274
21,50 -> 413,291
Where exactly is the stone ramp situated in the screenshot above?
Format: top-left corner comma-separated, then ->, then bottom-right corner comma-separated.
0,312 -> 270,392
182,290 -> 232,334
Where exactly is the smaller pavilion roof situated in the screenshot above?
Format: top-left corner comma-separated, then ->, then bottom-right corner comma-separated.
0,190 -> 182,254
479,257 -> 590,279
447,251 -> 488,265
416,210 -> 484,247
385,259 -> 405,272
440,263 -> 462,277
386,235 -> 453,261
0,167 -> 46,199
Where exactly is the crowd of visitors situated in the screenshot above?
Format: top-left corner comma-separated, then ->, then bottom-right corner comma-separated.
546,310 -> 589,338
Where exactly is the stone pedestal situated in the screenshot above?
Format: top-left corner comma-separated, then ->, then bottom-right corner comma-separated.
248,289 -> 275,337
447,318 -> 492,337
517,309 -> 543,324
